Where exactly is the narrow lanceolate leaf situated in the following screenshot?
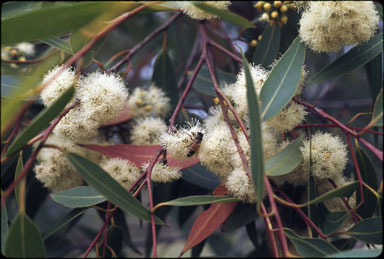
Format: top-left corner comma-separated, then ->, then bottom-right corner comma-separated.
372,88 -> 383,126
5,86 -> 75,156
1,203 -> 9,254
302,181 -> 359,207
152,50 -> 178,110
155,195 -> 240,209
50,186 -> 106,208
193,2 -> 254,28
326,248 -> 382,258
346,217 -> 382,244
42,36 -> 73,54
318,203 -> 347,235
265,136 -> 303,176
354,144 -> 378,219
181,185 -> 237,255
284,228 -> 340,257
310,33 -> 384,84
80,144 -> 199,169
365,52 -> 383,100
14,152 -> 24,209
43,207 -> 88,240
66,152 -> 163,225
242,52 -> 264,208
252,23 -> 281,68
181,163 -> 220,190
5,213 -> 46,258
260,37 -> 306,121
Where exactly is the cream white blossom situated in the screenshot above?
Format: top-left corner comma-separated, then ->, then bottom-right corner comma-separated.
99,157 -> 141,190
130,117 -> 168,145
266,101 -> 308,133
160,119 -> 206,161
176,1 -> 231,20
142,162 -> 182,183
127,85 -> 171,118
299,1 -> 379,52
15,42 -> 35,56
300,131 -> 348,180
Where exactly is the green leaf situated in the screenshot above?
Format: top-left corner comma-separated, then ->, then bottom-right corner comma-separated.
1,2 -> 144,45
5,212 -> 46,258
365,52 -> 383,100
354,145 -> 378,219
14,152 -> 24,208
156,195 -> 240,208
303,181 -> 359,207
326,248 -> 382,258
260,37 -> 306,121
181,163 -> 220,190
190,66 -> 236,97
1,203 -> 9,254
50,186 -> 106,208
1,2 -> 43,19
252,23 -> 281,68
346,217 -> 382,244
43,207 -> 88,240
193,2 -> 255,28
284,228 -> 340,257
152,50 -> 178,110
318,203 -> 347,235
310,33 -> 384,84
372,88 -> 383,126
42,36 -> 73,54
222,203 -> 258,232
242,51 -> 265,207
5,86 -> 75,156
265,136 -> 303,176
66,152 -> 163,225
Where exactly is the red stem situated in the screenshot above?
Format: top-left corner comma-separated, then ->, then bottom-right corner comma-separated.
260,203 -> 279,257
1,113 -> 23,158
102,202 -> 111,258
296,123 -> 383,136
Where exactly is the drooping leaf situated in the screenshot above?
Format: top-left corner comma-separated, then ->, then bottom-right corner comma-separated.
354,144 -> 378,219
193,2 -> 255,28
66,152 -> 163,225
181,163 -> 220,190
318,203 -> 347,235
246,221 -> 259,249
345,217 -> 382,244
252,23 -> 281,68
310,33 -> 383,84
1,1 -> 43,19
1,2 -> 169,45
152,50 -> 178,111
365,52 -> 383,100
50,186 -> 106,208
326,248 -> 382,258
80,144 -> 199,169
14,152 -> 24,208
181,185 -> 237,255
242,51 -> 264,208
259,37 -> 306,121
372,88 -> 383,126
265,136 -> 303,176
98,225 -> 124,258
42,36 -> 73,54
155,195 -> 240,209
43,207 -> 88,240
5,86 -> 75,156
284,228 -> 340,257
1,203 -> 9,254
190,66 -> 236,97
5,212 -> 46,258
222,203 -> 258,232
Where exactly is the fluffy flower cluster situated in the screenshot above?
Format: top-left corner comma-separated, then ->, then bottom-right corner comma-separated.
33,134 -> 102,193
127,85 -> 170,118
142,162 -> 182,183
41,66 -> 129,141
160,119 -> 207,161
195,63 -> 308,203
298,1 -> 379,52
99,157 -> 142,190
175,1 -> 231,20
130,117 -> 168,145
